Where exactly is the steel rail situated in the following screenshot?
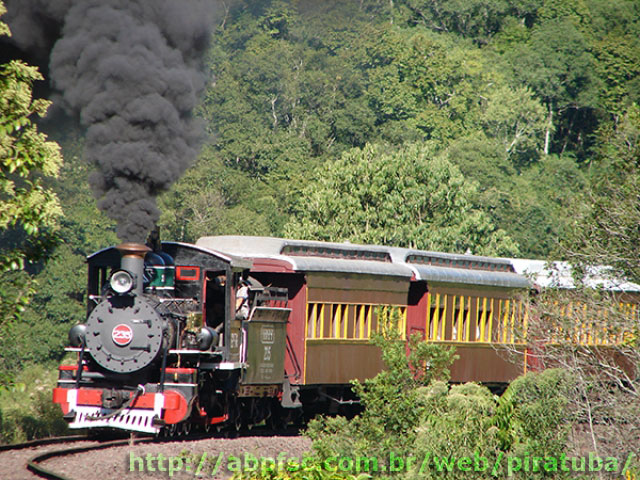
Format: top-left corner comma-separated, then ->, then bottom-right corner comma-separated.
0,435 -> 87,453
26,437 -> 154,480
21,424 -> 301,479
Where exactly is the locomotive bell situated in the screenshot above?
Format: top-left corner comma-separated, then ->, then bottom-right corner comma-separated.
115,243 -> 150,296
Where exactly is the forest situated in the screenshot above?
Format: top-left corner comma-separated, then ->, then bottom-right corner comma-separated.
0,0 -> 639,464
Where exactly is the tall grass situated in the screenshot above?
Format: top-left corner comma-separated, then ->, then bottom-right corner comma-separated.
0,364 -> 68,444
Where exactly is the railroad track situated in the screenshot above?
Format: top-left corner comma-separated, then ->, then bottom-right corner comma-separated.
0,434 -> 152,480
2,426 -> 302,480
0,435 -> 87,453
27,437 -> 145,480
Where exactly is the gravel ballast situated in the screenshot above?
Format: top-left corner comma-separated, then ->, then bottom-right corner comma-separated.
12,434 -> 312,480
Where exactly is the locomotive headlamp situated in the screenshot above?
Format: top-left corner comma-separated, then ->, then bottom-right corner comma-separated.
110,270 -> 135,294
68,324 -> 87,347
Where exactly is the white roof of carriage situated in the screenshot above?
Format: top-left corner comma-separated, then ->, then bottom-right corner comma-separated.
510,259 -> 640,292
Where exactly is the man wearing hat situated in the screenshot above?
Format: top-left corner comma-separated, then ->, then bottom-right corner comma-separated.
235,279 -> 250,320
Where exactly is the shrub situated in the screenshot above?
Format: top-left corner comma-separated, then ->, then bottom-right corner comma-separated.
232,456 -> 369,480
495,368 -> 575,456
407,382 -> 502,480
306,307 -> 457,465
0,364 -> 67,444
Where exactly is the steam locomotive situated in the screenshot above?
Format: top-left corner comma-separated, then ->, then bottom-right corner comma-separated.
53,240 -> 295,434
56,235 -> 632,435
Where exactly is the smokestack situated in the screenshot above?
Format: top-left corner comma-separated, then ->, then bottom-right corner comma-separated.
3,0 -> 219,242
116,243 -> 150,296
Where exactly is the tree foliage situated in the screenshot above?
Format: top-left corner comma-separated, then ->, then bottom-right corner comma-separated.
562,105 -> 640,282
0,123 -> 117,379
1,0 -> 639,448
285,142 -> 518,256
0,1 -> 62,326
159,151 -> 277,242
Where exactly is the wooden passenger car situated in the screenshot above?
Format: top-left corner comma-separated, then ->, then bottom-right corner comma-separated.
196,236 -> 532,391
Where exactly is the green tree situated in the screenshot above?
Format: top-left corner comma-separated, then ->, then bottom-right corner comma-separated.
362,29 -> 501,144
197,1 -> 381,234
0,120 -> 114,377
495,0 -> 604,158
442,133 -> 585,258
587,0 -> 640,116
480,85 -> 547,165
592,33 -> 640,116
1,138 -> 119,376
495,369 -> 574,462
407,382 -> 502,480
0,1 -> 63,325
285,142 -> 519,256
159,150 -> 276,242
564,105 -> 640,281
499,154 -> 585,258
400,0 -> 511,42
201,0 -> 377,178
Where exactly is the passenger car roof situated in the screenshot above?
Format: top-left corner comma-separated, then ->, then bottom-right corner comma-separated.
197,236 -> 530,288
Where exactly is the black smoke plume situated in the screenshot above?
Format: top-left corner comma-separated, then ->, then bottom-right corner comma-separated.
4,0 -> 217,242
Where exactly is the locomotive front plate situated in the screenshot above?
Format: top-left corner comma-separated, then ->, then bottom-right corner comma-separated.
85,296 -> 164,374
